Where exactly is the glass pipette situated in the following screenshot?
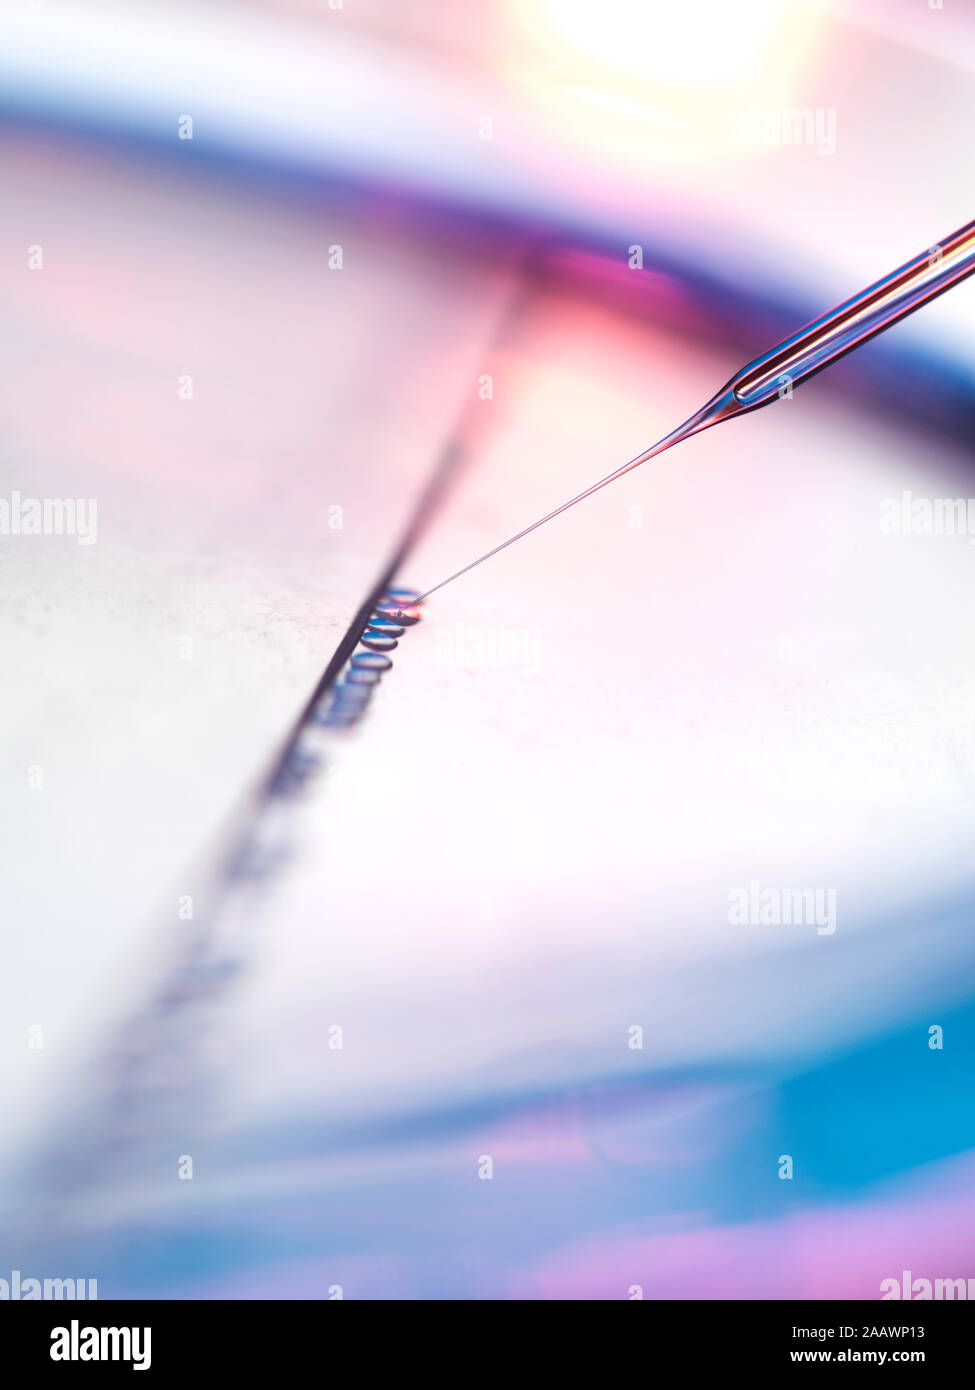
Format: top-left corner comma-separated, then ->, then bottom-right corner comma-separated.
407,218 -> 975,608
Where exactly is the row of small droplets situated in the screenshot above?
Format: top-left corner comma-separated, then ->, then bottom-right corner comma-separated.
316,586 -> 424,731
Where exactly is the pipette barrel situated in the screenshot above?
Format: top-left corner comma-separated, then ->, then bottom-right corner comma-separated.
729,218 -> 975,412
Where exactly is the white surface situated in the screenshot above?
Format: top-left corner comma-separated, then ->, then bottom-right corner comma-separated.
0,138 -> 519,1159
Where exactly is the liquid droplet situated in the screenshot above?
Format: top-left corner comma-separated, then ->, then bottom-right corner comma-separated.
382,586 -> 422,605
331,685 -> 371,706
351,651 -> 393,672
366,619 -> 404,637
345,668 -> 382,685
360,630 -> 398,653
314,692 -> 365,726
374,603 -> 421,626
274,747 -> 320,790
320,708 -> 359,727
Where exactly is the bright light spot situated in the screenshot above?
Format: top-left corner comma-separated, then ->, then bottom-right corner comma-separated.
560,85 -> 690,131
532,0 -> 787,87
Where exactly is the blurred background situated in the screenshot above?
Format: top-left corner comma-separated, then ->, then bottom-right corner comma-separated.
1,0 -> 974,1298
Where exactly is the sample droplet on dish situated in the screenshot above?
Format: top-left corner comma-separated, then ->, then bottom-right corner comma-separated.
332,684 -> 371,705
321,708 -> 359,727
360,631 -> 398,652
375,603 -> 421,625
351,651 -> 393,672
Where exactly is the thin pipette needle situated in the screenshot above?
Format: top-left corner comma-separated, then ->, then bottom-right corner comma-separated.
407,218 -> 975,609
409,421 -> 696,606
